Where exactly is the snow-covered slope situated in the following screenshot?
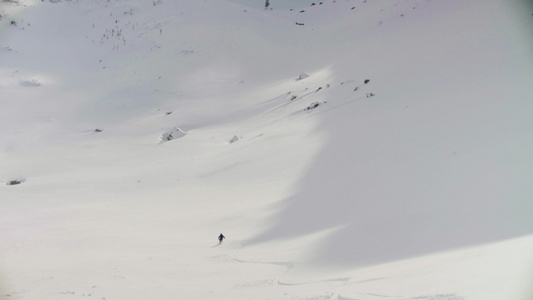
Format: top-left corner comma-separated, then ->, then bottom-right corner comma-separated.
1,0 -> 533,299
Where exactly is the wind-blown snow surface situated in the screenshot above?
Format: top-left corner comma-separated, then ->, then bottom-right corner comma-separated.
1,0 -> 533,299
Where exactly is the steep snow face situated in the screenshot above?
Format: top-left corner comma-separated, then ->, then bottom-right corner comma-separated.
246,0 -> 533,267
1,0 -> 533,299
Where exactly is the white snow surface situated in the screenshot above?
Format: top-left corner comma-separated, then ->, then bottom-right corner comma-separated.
1,0 -> 533,299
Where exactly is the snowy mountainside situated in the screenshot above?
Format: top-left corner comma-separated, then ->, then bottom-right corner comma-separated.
1,0 -> 533,299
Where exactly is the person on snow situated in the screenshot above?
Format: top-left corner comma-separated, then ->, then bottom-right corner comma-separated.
218,233 -> 225,244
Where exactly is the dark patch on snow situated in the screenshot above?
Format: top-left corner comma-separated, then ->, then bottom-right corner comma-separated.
230,135 -> 241,144
20,79 -> 40,87
305,101 -> 327,111
6,178 -> 25,186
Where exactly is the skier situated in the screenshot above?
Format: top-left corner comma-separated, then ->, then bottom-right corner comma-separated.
218,233 -> 225,244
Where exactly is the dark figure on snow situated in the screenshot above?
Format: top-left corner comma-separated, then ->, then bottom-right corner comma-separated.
218,233 -> 225,244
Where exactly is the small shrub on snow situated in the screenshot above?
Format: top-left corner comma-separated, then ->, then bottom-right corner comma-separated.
305,101 -> 328,111
6,178 -> 25,186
